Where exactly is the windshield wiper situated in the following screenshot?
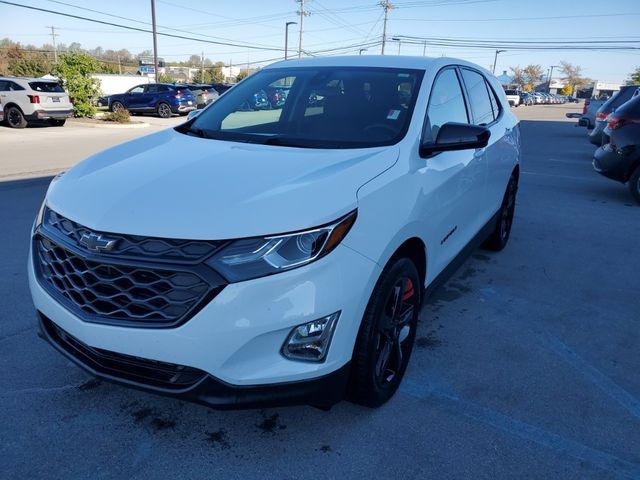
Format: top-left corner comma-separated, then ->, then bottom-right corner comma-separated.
261,135 -> 319,148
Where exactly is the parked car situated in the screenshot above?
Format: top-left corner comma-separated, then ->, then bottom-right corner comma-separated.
589,85 -> 640,146
0,76 -> 73,128
578,97 -> 606,129
30,56 -> 520,410
519,92 -> 533,106
175,83 -> 219,109
209,83 -> 233,95
0,98 -> 4,123
108,83 -> 197,118
265,86 -> 287,109
593,94 -> 640,203
504,89 -> 520,107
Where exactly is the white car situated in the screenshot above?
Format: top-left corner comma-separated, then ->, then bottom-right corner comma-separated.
29,56 -> 520,409
503,89 -> 521,108
0,76 -> 73,128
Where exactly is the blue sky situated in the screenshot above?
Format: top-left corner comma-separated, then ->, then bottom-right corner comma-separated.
1,0 -> 638,83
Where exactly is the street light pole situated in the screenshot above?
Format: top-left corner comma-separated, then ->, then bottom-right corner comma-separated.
391,37 -> 401,55
548,65 -> 559,92
150,0 -> 159,82
285,21 -> 297,60
359,48 -> 367,55
492,49 -> 506,75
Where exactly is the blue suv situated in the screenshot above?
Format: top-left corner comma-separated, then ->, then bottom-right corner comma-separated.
108,83 -> 197,118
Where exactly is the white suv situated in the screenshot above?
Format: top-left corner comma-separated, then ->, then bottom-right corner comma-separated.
0,77 -> 73,128
29,56 -> 520,409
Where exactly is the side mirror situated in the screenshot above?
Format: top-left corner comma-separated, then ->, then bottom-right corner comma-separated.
420,122 -> 491,157
187,109 -> 202,121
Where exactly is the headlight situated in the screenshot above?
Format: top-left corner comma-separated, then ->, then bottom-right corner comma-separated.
207,210 -> 356,282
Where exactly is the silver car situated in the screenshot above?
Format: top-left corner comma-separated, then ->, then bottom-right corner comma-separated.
0,76 -> 73,128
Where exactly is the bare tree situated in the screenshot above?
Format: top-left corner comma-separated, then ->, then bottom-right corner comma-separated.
509,66 -> 526,89
559,61 -> 589,96
523,64 -> 544,88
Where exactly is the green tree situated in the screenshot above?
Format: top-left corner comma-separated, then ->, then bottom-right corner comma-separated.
210,62 -> 225,83
157,72 -> 177,83
52,52 -> 101,117
191,69 -> 211,83
7,44 -> 51,77
628,66 -> 640,85
559,61 -> 589,96
235,70 -> 248,82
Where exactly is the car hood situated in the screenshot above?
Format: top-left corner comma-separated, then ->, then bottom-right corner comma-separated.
46,128 -> 399,239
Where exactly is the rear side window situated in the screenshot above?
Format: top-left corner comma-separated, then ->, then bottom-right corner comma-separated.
174,86 -> 191,94
0,80 -> 7,91
425,68 -> 469,141
460,69 -> 494,125
28,82 -> 64,93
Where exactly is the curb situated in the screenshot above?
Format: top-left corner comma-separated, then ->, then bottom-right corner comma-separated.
68,119 -> 150,129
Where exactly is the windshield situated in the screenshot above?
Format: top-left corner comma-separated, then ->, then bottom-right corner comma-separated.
179,66 -> 424,149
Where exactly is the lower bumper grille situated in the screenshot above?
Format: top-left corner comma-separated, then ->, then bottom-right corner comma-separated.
41,313 -> 207,390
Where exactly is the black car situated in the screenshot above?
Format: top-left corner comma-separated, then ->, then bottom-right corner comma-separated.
593,94 -> 640,203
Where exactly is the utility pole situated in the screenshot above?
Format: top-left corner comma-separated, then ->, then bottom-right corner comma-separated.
379,1 -> 394,55
492,49 -> 506,75
150,0 -> 159,82
47,26 -> 58,63
548,65 -> 559,92
422,40 -> 427,56
296,0 -> 310,58
201,51 -> 205,82
117,55 -> 122,75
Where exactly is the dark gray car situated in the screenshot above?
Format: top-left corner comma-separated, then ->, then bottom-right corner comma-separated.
589,85 -> 640,146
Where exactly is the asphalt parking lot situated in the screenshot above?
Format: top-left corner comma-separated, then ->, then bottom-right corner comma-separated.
1,104 -> 639,479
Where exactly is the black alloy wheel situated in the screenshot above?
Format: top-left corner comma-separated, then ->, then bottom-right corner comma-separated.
482,174 -> 518,251
349,257 -> 421,407
6,106 -> 27,128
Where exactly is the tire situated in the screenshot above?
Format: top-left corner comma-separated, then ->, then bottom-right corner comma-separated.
157,102 -> 172,118
5,106 -> 27,128
348,257 -> 421,408
111,101 -> 124,112
48,119 -> 66,127
628,166 -> 640,205
482,174 -> 518,251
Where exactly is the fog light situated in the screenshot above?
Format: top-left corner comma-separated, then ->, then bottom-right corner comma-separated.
281,312 -> 340,362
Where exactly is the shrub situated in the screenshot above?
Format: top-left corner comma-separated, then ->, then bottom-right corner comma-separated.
52,53 -> 101,118
102,109 -> 130,123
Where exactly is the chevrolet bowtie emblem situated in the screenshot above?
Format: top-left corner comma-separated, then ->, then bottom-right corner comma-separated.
79,232 -> 117,252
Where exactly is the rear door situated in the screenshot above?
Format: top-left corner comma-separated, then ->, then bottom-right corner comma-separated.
459,68 -> 515,217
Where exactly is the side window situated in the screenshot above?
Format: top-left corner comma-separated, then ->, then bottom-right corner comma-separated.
9,81 -> 25,91
129,86 -> 145,94
0,80 -> 8,91
145,85 -> 158,94
486,81 -> 500,120
425,68 -> 469,141
460,69 -> 494,125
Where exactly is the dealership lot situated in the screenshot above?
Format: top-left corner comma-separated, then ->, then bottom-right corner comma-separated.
1,104 -> 639,479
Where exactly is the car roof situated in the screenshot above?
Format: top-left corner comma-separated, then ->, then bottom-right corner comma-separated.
265,55 -> 491,75
0,76 -> 59,82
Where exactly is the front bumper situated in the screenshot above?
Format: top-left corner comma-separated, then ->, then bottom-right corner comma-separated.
38,312 -> 350,409
29,241 -> 381,406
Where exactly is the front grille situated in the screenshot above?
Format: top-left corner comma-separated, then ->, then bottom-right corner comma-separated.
36,236 -> 220,326
41,314 -> 207,390
45,208 -> 224,263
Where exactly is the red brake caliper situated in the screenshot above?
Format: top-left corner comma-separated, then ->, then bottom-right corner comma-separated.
402,278 -> 414,301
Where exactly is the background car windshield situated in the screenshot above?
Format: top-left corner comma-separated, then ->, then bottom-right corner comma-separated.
186,67 -> 423,148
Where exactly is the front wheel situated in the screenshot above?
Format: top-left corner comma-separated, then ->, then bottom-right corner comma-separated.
157,102 -> 172,118
628,166 -> 640,205
349,257 -> 421,408
110,101 -> 124,112
482,174 -> 518,251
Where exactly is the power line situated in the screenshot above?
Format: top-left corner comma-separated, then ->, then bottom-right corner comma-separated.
0,1 -> 284,52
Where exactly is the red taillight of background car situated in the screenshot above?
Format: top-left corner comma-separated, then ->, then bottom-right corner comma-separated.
28,95 -> 40,104
596,111 -> 608,121
607,115 -> 640,130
